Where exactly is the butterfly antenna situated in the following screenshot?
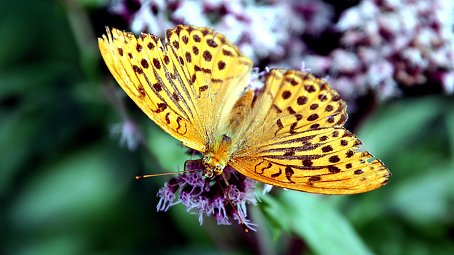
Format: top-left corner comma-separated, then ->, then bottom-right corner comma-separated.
135,169 -> 198,180
216,177 -> 251,233
136,159 -> 202,180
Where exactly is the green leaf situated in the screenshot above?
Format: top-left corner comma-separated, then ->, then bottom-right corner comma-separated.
258,193 -> 291,238
280,192 -> 373,255
78,0 -> 110,8
9,144 -> 128,231
445,103 -> 454,158
357,96 -> 443,158
0,63 -> 66,96
168,205 -> 212,245
353,96 -> 454,227
0,110 -> 41,194
389,161 -> 454,226
147,125 -> 188,172
7,234 -> 86,255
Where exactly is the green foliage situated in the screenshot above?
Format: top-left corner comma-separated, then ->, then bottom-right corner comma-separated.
353,96 -> 454,255
260,193 -> 373,255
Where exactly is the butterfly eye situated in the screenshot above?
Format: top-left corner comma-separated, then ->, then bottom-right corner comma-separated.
202,155 -> 210,163
214,164 -> 223,175
204,171 -> 213,178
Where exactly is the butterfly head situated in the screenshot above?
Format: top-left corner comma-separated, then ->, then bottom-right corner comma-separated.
201,134 -> 233,178
202,154 -> 225,178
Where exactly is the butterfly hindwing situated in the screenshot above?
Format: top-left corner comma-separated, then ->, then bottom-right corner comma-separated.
265,70 -> 346,132
230,127 -> 390,194
231,70 -> 390,194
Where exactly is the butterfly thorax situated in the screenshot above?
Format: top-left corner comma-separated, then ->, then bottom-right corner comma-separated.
202,134 -> 233,178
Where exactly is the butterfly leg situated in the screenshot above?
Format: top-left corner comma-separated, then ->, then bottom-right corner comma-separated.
221,172 -> 230,186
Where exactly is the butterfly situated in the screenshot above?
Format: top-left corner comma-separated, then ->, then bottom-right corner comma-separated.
98,25 -> 390,194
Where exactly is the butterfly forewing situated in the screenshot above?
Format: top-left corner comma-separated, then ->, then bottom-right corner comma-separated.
98,28 -> 205,151
168,27 -> 253,141
98,25 -> 252,152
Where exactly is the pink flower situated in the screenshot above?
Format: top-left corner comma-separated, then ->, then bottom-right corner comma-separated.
156,161 -> 257,230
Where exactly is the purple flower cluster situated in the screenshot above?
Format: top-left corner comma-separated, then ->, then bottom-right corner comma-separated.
304,0 -> 454,101
156,159 -> 257,230
110,0 -> 333,62
110,0 -> 454,103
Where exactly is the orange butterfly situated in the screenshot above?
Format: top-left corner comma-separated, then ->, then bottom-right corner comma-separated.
98,25 -> 390,194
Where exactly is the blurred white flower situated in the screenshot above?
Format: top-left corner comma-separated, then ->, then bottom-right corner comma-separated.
110,0 -> 454,103
111,0 -> 333,62
441,71 -> 454,94
306,0 -> 454,100
110,119 -> 143,151
331,50 -> 361,73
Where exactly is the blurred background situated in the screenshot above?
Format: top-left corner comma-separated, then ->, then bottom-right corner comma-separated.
1,0 -> 453,254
